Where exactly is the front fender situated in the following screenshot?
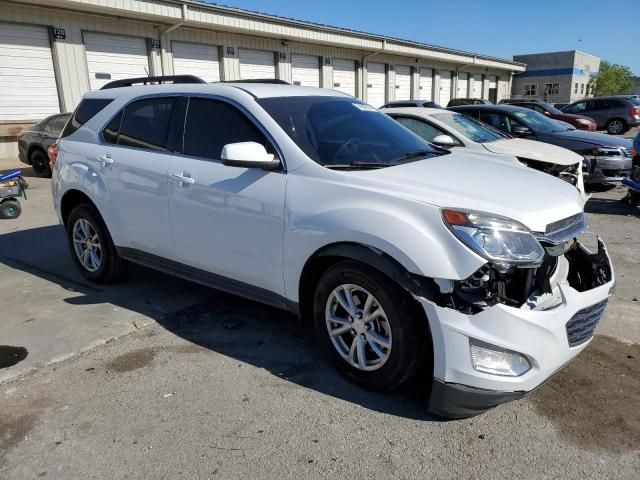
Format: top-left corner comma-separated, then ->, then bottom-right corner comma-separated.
283,174 -> 486,302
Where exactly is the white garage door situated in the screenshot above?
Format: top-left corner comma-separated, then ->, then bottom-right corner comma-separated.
489,75 -> 497,89
239,48 -> 276,80
395,65 -> 411,101
457,72 -> 469,98
291,54 -> 320,87
0,22 -> 59,121
366,62 -> 385,107
439,70 -> 452,106
332,59 -> 356,96
472,73 -> 483,98
84,32 -> 149,90
419,68 -> 433,101
172,41 -> 220,82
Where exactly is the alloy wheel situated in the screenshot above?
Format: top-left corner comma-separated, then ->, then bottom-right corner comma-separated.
325,284 -> 392,371
608,120 -> 624,134
72,218 -> 102,272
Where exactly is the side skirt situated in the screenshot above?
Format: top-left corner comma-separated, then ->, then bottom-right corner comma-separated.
116,247 -> 299,315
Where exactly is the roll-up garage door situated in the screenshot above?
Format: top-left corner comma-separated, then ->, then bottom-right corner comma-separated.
172,41 -> 220,82
395,65 -> 411,101
419,68 -> 433,101
84,32 -> 150,90
332,59 -> 356,96
472,73 -> 482,98
291,53 -> 320,87
239,48 -> 276,80
457,72 -> 469,98
439,70 -> 452,106
366,62 -> 385,107
0,22 -> 60,121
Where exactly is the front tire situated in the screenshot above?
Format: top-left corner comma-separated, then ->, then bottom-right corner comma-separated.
66,204 -> 128,283
606,118 -> 628,135
313,261 -> 427,390
30,149 -> 52,177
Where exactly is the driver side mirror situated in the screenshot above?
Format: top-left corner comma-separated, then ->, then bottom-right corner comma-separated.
511,125 -> 533,137
432,134 -> 457,148
220,142 -> 280,170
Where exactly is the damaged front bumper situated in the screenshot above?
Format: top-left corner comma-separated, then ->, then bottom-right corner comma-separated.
418,238 -> 614,418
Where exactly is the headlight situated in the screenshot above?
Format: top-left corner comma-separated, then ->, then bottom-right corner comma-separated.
442,209 -> 545,266
576,118 -> 592,126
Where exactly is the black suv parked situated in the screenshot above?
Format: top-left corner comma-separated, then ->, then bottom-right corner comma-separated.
561,95 -> 640,135
449,104 -> 633,185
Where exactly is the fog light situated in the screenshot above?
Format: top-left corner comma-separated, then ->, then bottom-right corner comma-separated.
469,339 -> 531,377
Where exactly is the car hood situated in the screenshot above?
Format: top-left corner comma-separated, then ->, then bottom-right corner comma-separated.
345,151 -> 583,233
546,129 -> 633,148
482,138 -> 582,166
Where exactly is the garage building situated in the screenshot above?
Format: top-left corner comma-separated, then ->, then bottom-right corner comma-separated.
0,0 -> 525,157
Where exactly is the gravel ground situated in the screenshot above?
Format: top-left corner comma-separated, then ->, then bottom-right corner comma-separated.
1,187 -> 639,480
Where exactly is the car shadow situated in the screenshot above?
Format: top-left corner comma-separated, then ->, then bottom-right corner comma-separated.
584,197 -> 639,217
0,225 -> 439,421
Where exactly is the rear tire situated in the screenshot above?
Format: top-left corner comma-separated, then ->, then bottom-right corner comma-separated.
0,200 -> 21,219
313,260 -> 427,390
30,149 -> 52,178
66,204 -> 128,283
606,118 -> 628,135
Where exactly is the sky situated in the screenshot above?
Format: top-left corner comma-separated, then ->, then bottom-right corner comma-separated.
202,0 -> 640,75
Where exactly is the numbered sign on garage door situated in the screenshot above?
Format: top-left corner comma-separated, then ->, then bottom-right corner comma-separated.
419,68 -> 433,101
439,70 -> 452,106
291,54 -> 320,87
84,32 -> 150,90
332,59 -> 356,96
457,72 -> 469,98
395,65 -> 411,101
366,62 -> 385,107
0,22 -> 60,121
239,49 -> 276,80
172,41 -> 220,82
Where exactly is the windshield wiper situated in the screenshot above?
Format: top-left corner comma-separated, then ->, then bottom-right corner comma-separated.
325,161 -> 401,170
389,149 -> 435,163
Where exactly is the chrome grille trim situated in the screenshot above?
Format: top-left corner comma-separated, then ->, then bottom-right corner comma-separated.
534,212 -> 587,246
566,299 -> 608,347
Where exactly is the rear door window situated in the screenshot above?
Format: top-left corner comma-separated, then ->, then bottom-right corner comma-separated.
182,98 -> 271,160
61,98 -> 113,138
117,98 -> 176,151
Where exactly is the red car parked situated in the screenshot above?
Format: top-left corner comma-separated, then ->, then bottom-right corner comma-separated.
499,99 -> 596,131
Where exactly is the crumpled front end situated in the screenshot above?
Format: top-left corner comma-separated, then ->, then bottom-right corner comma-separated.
417,235 -> 614,418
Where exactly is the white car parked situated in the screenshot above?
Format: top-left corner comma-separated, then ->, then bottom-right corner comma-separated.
52,78 -> 614,418
384,107 -> 587,200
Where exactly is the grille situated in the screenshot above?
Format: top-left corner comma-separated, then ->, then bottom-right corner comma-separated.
535,212 -> 587,246
566,299 -> 608,347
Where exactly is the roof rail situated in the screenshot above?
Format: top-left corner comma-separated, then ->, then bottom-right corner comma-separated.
100,75 -> 206,90
223,79 -> 290,85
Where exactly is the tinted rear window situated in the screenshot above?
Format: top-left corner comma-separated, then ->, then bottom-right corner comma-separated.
117,97 -> 176,151
61,99 -> 113,138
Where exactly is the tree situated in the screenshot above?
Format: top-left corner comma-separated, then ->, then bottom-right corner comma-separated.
589,61 -> 635,96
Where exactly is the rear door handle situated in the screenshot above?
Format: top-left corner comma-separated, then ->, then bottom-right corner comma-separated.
95,154 -> 113,166
171,173 -> 195,185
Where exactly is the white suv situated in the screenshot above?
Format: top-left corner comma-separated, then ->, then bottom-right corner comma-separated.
52,78 -> 614,418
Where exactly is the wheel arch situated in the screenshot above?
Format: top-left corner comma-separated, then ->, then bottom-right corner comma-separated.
297,241 -> 435,324
60,189 -> 98,227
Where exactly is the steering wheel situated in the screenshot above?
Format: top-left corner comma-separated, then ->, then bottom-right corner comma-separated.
333,138 -> 363,163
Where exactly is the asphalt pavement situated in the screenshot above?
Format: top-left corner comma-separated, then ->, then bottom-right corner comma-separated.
1,159 -> 639,479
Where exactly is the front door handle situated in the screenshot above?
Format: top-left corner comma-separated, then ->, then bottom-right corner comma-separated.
171,173 -> 195,185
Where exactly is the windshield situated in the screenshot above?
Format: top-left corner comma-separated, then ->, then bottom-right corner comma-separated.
540,103 -> 563,115
510,108 -> 566,133
257,96 -> 440,167
431,112 -> 506,143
